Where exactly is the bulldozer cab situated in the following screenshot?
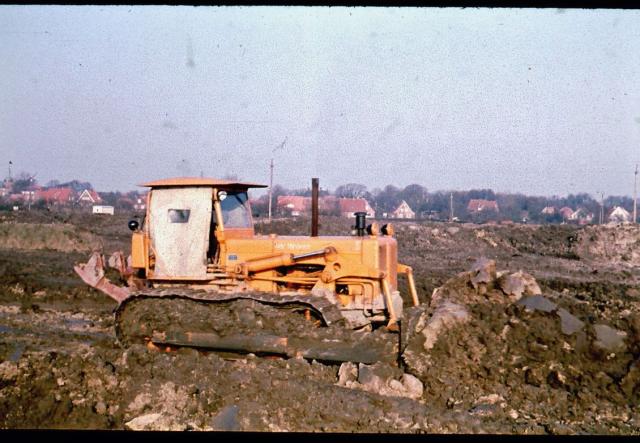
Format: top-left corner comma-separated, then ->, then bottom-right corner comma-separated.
148,186 -> 213,279
141,178 -> 266,280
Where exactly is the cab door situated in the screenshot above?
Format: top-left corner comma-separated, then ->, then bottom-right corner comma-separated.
148,187 -> 213,279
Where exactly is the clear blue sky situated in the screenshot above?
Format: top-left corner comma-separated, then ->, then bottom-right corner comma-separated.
1,6 -> 639,197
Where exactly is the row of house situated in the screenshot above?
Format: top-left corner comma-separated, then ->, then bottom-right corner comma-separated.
1,179 -> 147,213
276,195 -> 417,219
3,185 -> 102,206
542,205 -> 633,224
469,200 -> 633,224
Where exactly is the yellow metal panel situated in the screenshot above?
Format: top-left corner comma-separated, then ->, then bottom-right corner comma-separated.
131,232 -> 146,269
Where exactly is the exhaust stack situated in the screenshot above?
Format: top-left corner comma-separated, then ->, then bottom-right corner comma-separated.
354,211 -> 367,236
311,177 -> 319,237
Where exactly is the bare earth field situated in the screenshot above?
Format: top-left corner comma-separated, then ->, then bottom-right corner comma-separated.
1,211 -> 640,433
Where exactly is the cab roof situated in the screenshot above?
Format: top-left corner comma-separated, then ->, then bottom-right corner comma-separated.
140,177 -> 268,189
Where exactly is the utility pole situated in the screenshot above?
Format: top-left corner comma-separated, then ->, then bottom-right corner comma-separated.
634,164 -> 638,224
449,192 -> 453,222
268,138 -> 287,223
8,161 -> 12,180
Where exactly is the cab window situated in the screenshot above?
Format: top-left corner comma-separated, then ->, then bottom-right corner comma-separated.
220,191 -> 251,228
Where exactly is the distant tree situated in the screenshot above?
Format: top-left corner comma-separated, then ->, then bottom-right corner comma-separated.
372,185 -> 401,214
12,171 -> 37,193
250,194 -> 269,217
334,183 -> 368,199
99,191 -> 121,206
287,187 -> 331,197
45,179 -> 60,188
468,189 -> 496,201
543,212 -> 563,224
270,184 -> 291,216
605,195 -> 633,212
59,180 -> 93,192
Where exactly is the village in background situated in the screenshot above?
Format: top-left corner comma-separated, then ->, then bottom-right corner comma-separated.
0,169 -> 636,225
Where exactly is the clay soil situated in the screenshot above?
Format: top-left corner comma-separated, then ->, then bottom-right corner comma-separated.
1,211 -> 640,433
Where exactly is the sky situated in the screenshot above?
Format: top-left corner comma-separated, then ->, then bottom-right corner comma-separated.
1,6 -> 640,197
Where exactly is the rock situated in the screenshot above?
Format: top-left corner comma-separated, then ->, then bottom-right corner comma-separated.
421,301 -> 470,350
401,373 -> 424,399
388,379 -> 404,391
556,308 -> 585,335
446,227 -> 460,235
592,324 -> 627,353
127,392 -> 152,414
357,364 -> 386,393
0,361 -> 19,382
469,403 -> 499,416
95,401 -> 108,415
475,394 -> 504,406
357,362 -> 402,394
498,271 -> 541,300
210,405 -> 240,431
516,271 -> 541,295
516,295 -> 557,313
359,361 -> 403,382
498,273 -> 525,299
469,257 -> 496,289
351,363 -> 421,399
337,362 -> 358,386
125,413 -> 163,431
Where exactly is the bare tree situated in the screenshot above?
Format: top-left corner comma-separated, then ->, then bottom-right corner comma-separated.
334,183 -> 368,199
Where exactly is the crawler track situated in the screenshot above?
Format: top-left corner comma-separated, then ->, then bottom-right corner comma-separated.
114,288 -> 398,363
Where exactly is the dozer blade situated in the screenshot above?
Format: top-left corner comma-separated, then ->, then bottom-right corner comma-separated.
151,330 -> 397,364
74,251 -> 131,303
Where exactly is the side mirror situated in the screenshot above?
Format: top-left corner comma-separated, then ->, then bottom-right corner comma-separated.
128,220 -> 140,231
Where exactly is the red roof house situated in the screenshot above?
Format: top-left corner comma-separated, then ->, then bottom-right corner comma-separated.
36,187 -> 76,205
338,198 -> 375,218
467,199 -> 499,213
77,189 -> 102,204
559,207 -> 574,220
390,200 -> 415,219
277,195 -> 309,216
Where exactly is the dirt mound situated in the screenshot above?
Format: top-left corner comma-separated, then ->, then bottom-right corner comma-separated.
0,223 -> 100,253
575,224 -> 640,267
402,258 -> 640,434
0,344 -> 507,432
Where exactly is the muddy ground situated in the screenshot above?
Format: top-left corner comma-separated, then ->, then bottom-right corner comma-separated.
1,211 -> 639,433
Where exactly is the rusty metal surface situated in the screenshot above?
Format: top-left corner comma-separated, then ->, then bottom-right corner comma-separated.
74,252 -> 131,303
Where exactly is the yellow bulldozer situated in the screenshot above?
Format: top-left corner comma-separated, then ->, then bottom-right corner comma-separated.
75,177 -> 421,364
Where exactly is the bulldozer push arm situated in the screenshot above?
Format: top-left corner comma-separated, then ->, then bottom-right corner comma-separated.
234,247 -> 338,277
